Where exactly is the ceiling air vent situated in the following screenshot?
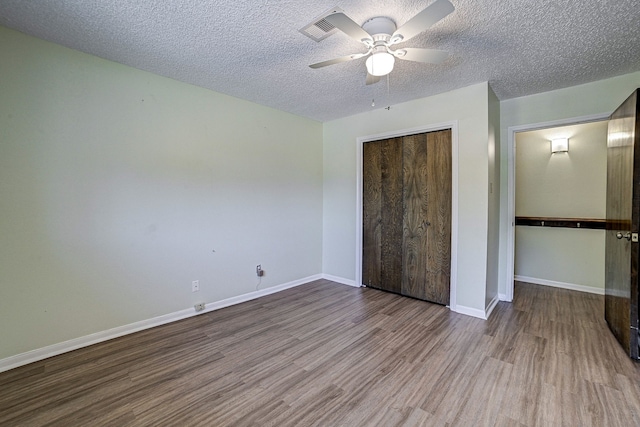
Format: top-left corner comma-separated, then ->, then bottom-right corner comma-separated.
299,7 -> 344,42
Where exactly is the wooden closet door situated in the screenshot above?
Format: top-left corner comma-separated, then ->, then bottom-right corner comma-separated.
402,130 -> 451,305
362,138 -> 403,293
362,130 -> 451,305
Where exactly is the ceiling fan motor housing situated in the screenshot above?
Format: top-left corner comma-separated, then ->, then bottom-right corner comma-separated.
362,17 -> 397,43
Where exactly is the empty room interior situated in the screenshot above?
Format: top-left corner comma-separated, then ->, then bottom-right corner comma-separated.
1,0 -> 640,425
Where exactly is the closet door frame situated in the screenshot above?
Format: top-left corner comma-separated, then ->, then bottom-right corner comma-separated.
356,121 -> 459,312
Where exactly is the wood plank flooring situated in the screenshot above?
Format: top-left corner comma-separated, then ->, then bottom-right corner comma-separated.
1,280 -> 639,426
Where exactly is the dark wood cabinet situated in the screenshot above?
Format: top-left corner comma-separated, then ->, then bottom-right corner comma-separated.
362,129 -> 452,305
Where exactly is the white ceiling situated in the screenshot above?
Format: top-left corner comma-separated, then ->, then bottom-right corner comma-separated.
1,1 -> 639,122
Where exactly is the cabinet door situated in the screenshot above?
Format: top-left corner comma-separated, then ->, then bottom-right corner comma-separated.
401,130 -> 451,305
362,137 -> 403,293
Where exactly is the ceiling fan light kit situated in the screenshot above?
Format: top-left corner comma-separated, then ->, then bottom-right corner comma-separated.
363,17 -> 396,77
366,50 -> 395,77
307,0 -> 455,83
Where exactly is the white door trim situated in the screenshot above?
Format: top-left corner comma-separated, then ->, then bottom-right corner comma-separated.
355,121 -> 459,311
505,113 -> 610,302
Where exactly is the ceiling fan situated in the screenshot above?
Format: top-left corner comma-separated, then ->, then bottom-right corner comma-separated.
309,0 -> 454,85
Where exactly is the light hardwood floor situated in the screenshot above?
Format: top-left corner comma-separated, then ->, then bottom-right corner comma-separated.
1,280 -> 639,426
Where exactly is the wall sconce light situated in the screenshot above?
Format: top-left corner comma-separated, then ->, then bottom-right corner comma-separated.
551,138 -> 569,153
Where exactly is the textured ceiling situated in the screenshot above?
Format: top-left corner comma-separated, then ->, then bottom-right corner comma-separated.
1,1 -> 639,122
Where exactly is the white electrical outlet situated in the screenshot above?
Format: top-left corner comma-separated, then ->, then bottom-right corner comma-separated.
192,280 -> 200,292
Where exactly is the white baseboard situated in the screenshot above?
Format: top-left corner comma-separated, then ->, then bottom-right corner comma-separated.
204,274 -> 323,313
321,274 -> 359,287
498,293 -> 509,302
485,295 -> 500,319
514,275 -> 604,295
454,304 -> 487,320
453,294 -> 500,320
0,274 -> 323,374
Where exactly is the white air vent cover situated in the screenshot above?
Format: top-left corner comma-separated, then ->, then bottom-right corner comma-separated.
299,7 -> 344,42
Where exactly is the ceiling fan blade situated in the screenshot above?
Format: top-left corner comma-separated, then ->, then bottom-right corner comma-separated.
309,53 -> 367,69
394,48 -> 448,64
391,0 -> 454,44
325,12 -> 373,46
366,73 -> 381,85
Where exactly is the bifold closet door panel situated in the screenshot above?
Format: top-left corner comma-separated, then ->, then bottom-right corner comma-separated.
363,140 -> 382,288
401,133 -> 429,300
362,138 -> 403,293
424,130 -> 451,305
401,130 -> 451,304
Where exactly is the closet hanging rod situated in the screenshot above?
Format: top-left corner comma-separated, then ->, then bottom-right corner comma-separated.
515,216 -> 605,230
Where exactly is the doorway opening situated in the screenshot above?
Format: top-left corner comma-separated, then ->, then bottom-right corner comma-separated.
505,114 -> 610,302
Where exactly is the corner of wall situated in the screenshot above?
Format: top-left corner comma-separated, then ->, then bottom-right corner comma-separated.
486,85 -> 501,306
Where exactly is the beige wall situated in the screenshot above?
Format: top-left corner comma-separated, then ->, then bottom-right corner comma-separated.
323,82 -> 493,313
5,20 -> 639,365
514,122 -> 607,290
0,26 -> 323,360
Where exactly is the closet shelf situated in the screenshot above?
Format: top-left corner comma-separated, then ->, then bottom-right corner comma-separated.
515,216 -> 605,230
